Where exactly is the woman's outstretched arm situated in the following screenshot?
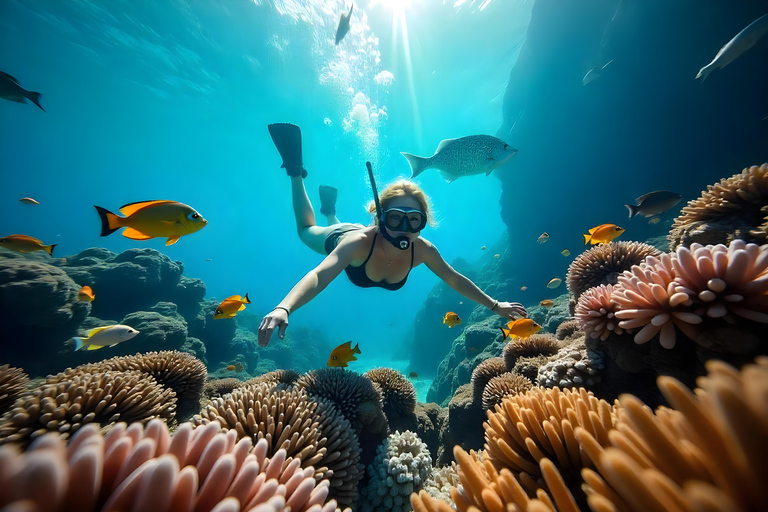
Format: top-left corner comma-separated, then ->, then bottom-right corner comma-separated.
422,240 -> 527,319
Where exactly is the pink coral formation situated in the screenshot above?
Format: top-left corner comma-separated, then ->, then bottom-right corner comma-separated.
0,418 -> 349,512
574,284 -> 624,341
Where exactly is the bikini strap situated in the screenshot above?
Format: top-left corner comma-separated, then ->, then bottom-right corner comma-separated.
362,233 -> 378,264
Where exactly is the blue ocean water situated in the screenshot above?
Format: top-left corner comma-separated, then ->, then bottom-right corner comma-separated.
1,0 -> 766,401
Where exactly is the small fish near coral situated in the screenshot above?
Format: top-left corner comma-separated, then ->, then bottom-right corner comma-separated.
69,324 -> 139,351
213,294 -> 251,319
77,285 -> 95,302
537,232 -> 549,244
408,372 -> 418,379
327,341 -> 361,368
94,200 -> 207,246
500,318 -> 542,340
18,197 -> 39,205
0,71 -> 45,111
539,299 -> 555,308
335,3 -> 354,45
226,363 -> 244,372
625,190 -> 682,218
547,277 -> 562,289
400,135 -> 518,182
443,311 -> 462,328
0,234 -> 56,255
583,223 -> 625,245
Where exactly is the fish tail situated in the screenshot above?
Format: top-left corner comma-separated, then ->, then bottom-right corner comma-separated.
625,204 -> 639,218
352,342 -> 361,354
500,327 -> 509,340
44,244 -> 56,256
26,91 -> 45,112
94,206 -> 123,236
696,63 -> 715,82
400,152 -> 430,178
73,337 -> 88,351
242,293 -> 251,304
583,233 -> 591,245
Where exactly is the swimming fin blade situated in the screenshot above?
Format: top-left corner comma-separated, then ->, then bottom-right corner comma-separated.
268,123 -> 307,178
319,185 -> 338,216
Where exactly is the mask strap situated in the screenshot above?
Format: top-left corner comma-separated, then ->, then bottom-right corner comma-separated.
366,161 -> 410,250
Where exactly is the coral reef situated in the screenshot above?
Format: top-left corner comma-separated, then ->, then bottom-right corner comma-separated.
554,318 -> 580,340
360,430 -> 433,512
0,365 -> 28,417
0,370 -> 176,447
193,382 -> 363,507
566,241 -> 661,299
365,368 -> 417,418
669,163 -> 768,250
0,419 -> 349,512
245,369 -> 301,388
203,377 -> 244,399
502,334 -> 561,369
420,462 -> 459,509
536,340 -> 605,389
436,384 -> 484,466
574,284 -> 623,341
469,357 -> 507,400
480,372 -> 532,412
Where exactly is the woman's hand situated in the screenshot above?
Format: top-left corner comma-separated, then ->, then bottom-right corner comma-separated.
494,301 -> 527,320
258,308 -> 289,347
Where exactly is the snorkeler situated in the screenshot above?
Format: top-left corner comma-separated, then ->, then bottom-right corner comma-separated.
257,123 -> 527,347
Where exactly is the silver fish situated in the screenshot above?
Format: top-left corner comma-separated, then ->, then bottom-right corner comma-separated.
401,135 -> 518,182
335,3 -> 354,45
625,190 -> 682,218
0,72 -> 45,111
582,60 -> 613,86
69,324 -> 139,351
696,13 -> 768,81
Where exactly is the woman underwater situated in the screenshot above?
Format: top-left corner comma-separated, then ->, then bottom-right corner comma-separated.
257,123 -> 527,347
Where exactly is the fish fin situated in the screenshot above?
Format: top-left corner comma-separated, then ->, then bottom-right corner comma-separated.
625,204 -> 639,218
485,168 -> 494,176
94,206 -> 123,236
166,236 -> 180,246
435,138 -> 457,153
44,244 -> 56,256
500,327 -> 509,340
118,200 -> 176,217
121,227 -> 153,240
1,72 -> 20,85
72,337 -> 86,351
353,342 -> 361,354
238,304 -> 246,312
438,170 -> 458,183
86,344 -> 104,351
25,91 -> 45,112
696,62 -> 716,81
583,233 -> 591,245
86,325 -> 112,337
225,295 -> 243,301
242,293 -> 251,304
400,152 -> 431,178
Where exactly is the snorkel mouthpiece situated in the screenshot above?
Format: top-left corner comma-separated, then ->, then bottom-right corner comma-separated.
366,161 -> 411,251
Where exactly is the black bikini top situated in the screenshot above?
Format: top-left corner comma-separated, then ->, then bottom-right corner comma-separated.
344,233 -> 414,291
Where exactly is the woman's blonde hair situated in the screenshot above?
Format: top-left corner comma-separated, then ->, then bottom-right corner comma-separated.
366,179 -> 437,227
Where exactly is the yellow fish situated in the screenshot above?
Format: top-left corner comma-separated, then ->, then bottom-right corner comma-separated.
327,341 -> 361,368
539,299 -> 554,308
443,311 -> 462,328
583,223 -> 625,245
500,318 -> 542,340
547,278 -> 563,289
561,249 -> 570,257
19,197 -> 39,205
648,216 -> 661,225
226,365 -> 237,371
494,253 -> 501,259
214,294 -> 251,319
0,234 -> 55,255
69,324 -> 139,351
77,285 -> 95,302
481,246 -> 487,250
537,232 -> 549,244
94,200 -> 208,246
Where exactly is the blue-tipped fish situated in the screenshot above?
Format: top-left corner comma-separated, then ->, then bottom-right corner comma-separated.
69,324 -> 139,351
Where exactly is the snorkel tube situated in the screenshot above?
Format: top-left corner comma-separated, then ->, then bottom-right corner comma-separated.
366,161 -> 411,250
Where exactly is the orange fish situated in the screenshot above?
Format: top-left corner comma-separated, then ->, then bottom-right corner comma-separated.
94,200 -> 207,246
583,223 -> 625,245
77,285 -> 95,302
0,234 -> 55,255
226,365 -> 237,371
213,293 -> 251,319
500,318 -> 542,340
19,197 -> 39,205
327,341 -> 361,368
409,372 -> 418,378
443,311 -> 462,328
539,299 -> 554,308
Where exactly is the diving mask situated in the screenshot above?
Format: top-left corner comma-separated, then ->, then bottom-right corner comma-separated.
383,207 -> 427,233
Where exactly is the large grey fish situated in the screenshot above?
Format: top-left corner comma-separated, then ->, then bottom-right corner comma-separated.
401,135 -> 518,182
625,190 -> 682,218
335,3 -> 354,45
696,13 -> 768,81
0,71 -> 45,111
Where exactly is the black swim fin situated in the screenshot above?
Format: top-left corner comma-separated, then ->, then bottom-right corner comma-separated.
268,123 -> 307,178
319,185 -> 338,216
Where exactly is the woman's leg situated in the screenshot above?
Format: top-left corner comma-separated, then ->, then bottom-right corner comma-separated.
291,177 -> 334,255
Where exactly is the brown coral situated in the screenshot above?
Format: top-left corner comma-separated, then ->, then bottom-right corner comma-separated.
364,368 -> 417,417
245,369 -> 301,388
203,377 -> 244,398
0,418 -> 350,512
0,365 -> 28,417
193,382 -> 363,506
669,163 -> 768,250
0,370 -> 176,447
480,372 -> 532,412
566,241 -> 662,299
574,284 -> 624,341
470,357 -> 508,399
555,319 -> 581,341
502,334 -> 561,369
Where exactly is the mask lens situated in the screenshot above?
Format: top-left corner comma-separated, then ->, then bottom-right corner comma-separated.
407,212 -> 425,231
385,211 -> 405,230
383,208 -> 425,232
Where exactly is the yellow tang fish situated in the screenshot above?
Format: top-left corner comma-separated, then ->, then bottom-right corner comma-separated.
500,318 -> 542,340
77,285 -> 95,302
583,223 -> 625,245
539,299 -> 555,308
214,293 -> 251,319
327,341 -> 361,368
94,200 -> 207,246
0,234 -> 56,255
69,324 -> 139,351
443,311 -> 462,328
547,278 -> 562,289
561,249 -> 570,257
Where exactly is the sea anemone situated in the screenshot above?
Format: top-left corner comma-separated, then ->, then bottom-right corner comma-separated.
193,382 -> 363,507
502,334 -> 561,369
480,373 -> 532,412
669,163 -> 768,250
245,369 -> 301,388
364,368 -> 417,417
203,378 -> 244,398
0,370 -> 176,448
470,357 -> 507,400
566,241 -> 661,299
555,319 -> 581,340
0,365 -> 28,417
0,418 -> 350,512
575,284 -> 624,341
